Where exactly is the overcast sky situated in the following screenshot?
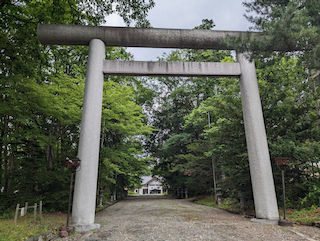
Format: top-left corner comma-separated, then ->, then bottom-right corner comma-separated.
104,0 -> 253,61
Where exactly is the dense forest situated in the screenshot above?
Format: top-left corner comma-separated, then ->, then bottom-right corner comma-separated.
1,0 -> 320,216
0,0 -> 156,213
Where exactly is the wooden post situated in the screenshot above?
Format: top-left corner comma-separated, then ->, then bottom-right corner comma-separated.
33,203 -> 37,224
39,201 -> 42,221
14,204 -> 19,225
24,202 -> 28,219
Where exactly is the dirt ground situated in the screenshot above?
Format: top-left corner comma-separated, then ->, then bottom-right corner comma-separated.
82,195 -> 320,241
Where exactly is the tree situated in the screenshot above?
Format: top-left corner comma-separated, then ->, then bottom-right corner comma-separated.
184,73 -> 250,202
227,1 -> 320,70
184,54 -> 320,208
237,1 -> 320,207
219,1 -> 320,208
257,55 -> 320,208
0,0 -> 155,213
98,79 -> 154,201
149,20 -> 235,197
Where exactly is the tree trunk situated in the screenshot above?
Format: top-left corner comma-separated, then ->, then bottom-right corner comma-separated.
238,190 -> 245,213
7,146 -> 15,192
311,74 -> 320,134
3,144 -> 8,193
3,115 -> 9,192
0,116 -> 4,191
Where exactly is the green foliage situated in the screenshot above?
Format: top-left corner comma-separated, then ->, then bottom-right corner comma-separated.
194,196 -> 243,214
97,79 -> 154,201
0,73 -> 83,214
226,1 -> 320,70
257,54 -> 320,208
300,180 -> 320,207
0,213 -> 66,241
149,20 -> 235,197
171,50 -> 320,208
147,15 -> 320,211
193,196 -> 216,207
288,206 -> 320,225
1,0 -> 155,212
218,198 -> 241,213
194,19 -> 215,30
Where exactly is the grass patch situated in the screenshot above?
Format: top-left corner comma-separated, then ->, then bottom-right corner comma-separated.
0,212 -> 67,241
286,206 -> 320,225
193,196 -> 241,213
194,196 -> 320,226
95,206 -> 105,212
128,191 -> 139,196
193,195 -> 254,216
194,196 -> 216,207
219,198 -> 241,213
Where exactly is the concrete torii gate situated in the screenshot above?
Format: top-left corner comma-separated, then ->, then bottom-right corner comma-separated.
37,24 -> 279,231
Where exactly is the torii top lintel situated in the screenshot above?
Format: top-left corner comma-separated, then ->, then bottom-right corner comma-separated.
37,24 -> 254,50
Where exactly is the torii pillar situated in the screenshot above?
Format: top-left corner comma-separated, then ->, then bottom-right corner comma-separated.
37,24 -> 279,230
237,53 -> 278,222
71,39 -> 105,231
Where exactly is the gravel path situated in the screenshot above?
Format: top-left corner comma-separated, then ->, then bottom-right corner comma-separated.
88,195 -> 320,241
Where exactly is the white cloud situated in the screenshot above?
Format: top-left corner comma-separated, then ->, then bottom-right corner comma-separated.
104,13 -> 125,27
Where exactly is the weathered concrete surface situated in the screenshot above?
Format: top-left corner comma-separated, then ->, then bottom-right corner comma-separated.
37,24 -> 254,49
72,39 -> 105,227
237,53 -> 279,221
73,223 -> 100,233
103,60 -> 241,77
91,195 -> 320,241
